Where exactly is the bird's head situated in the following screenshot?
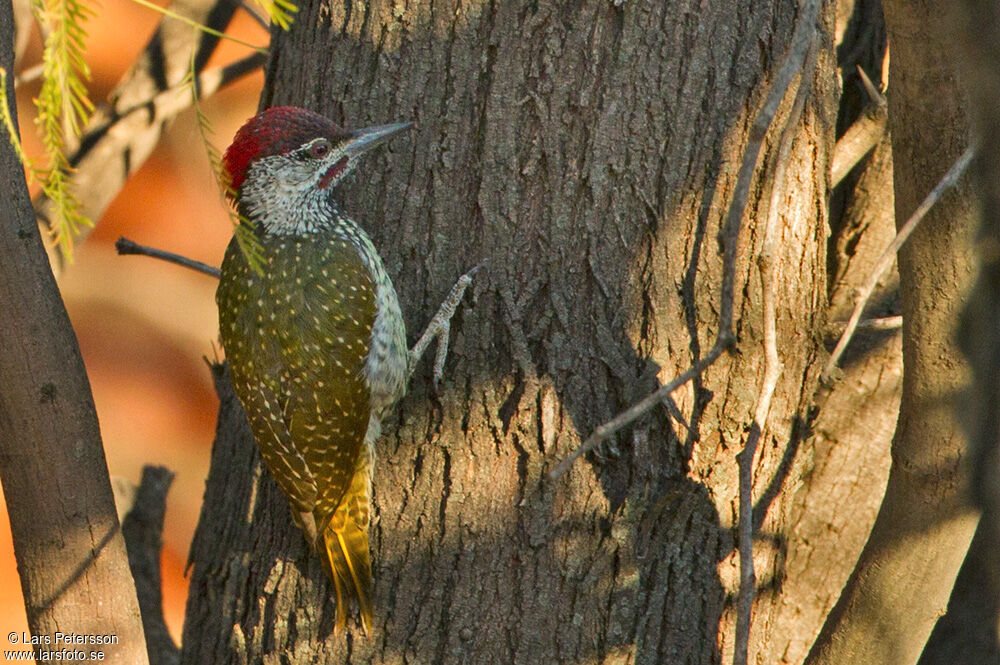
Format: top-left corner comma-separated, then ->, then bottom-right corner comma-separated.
222,106 -> 412,232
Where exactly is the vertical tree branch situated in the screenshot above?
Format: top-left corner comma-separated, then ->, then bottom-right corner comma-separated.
805,2 -> 980,663
0,2 -> 149,661
733,35 -> 815,665
121,467 -> 179,665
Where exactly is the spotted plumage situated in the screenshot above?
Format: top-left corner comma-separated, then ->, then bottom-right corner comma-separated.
215,107 -> 410,634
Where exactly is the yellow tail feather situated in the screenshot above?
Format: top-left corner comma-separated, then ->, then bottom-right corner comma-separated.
320,512 -> 373,634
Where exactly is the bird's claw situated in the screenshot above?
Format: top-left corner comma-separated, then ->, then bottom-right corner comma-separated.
408,264 -> 482,391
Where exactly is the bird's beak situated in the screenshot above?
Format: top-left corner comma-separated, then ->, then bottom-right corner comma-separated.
344,122 -> 413,158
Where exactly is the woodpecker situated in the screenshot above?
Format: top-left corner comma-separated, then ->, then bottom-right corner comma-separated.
215,106 -> 412,634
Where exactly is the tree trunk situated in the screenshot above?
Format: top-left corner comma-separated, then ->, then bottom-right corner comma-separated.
179,1 -> 915,663
939,0 -> 1000,662
805,2 -> 979,664
0,1 -> 149,661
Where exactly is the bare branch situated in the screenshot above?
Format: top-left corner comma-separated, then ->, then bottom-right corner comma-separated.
718,0 -> 821,338
121,467 -> 179,665
549,347 -> 727,480
831,108 -> 887,187
821,144 -> 976,382
0,7 -> 150,657
830,66 -> 888,187
855,64 -> 886,107
550,0 -> 823,481
827,315 -> 902,337
734,34 -> 815,665
660,386 -> 694,437
856,315 -> 902,330
116,237 -> 221,278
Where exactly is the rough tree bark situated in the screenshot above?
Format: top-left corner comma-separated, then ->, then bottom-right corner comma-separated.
176,0 -> 940,663
754,4 -> 901,663
0,1 -> 149,662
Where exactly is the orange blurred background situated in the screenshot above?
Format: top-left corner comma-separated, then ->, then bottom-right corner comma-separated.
0,0 -> 269,644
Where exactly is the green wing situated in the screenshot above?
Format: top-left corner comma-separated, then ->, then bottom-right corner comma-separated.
217,234 -> 377,528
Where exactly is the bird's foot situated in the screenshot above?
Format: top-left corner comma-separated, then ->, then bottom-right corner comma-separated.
409,264 -> 483,391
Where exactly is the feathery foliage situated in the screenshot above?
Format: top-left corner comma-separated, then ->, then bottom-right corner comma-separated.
9,0 -> 295,262
185,62 -> 265,275
254,0 -> 297,29
31,0 -> 95,260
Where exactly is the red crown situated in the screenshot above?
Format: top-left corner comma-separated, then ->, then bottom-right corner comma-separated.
222,106 -> 348,192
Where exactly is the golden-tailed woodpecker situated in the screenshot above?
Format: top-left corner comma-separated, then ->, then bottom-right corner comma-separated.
215,106 -> 411,634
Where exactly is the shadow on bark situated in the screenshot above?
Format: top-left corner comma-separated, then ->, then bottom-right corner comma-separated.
181,364 -> 728,664
919,522 -> 1000,665
178,0 -> 855,663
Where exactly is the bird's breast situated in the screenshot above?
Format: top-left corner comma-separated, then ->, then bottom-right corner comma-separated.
218,229 -> 408,419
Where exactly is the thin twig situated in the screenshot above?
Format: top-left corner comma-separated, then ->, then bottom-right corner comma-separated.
660,383 -> 695,437
856,64 -> 886,107
718,0 -> 821,338
829,65 -> 888,187
827,315 -> 902,336
734,34 -> 815,665
856,315 -> 902,331
116,237 -> 221,278
14,62 -> 43,88
549,0 -> 823,481
821,144 -> 976,382
550,347 -> 727,479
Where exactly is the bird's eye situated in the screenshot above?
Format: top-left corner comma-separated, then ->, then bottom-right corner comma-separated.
309,139 -> 332,159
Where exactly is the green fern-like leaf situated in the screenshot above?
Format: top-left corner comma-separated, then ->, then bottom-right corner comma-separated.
31,0 -> 96,260
254,0 -> 297,29
185,62 -> 265,275
40,155 -> 90,254
11,0 -> 287,262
